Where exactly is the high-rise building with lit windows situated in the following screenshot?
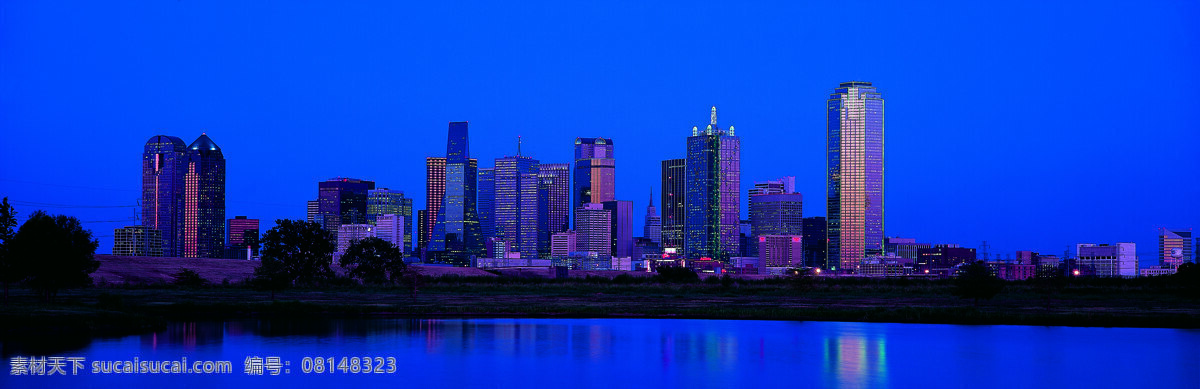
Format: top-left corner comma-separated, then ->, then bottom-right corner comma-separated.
142,135 -> 188,257
367,188 -> 412,254
182,134 -> 225,258
478,167 -> 496,241
684,106 -> 741,260
1158,228 -> 1193,268
572,137 -> 615,224
225,216 -> 259,258
644,190 -> 661,245
317,177 -> 375,241
660,159 -> 685,251
537,163 -> 571,258
419,157 -> 445,256
493,154 -> 540,257
827,81 -> 884,272
430,122 -> 483,264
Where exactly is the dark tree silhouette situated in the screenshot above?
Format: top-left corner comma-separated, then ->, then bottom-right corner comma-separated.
252,256 -> 292,300
1175,262 -> 1199,298
0,198 -> 19,303
654,265 -> 699,283
256,219 -> 335,290
9,210 -> 100,301
955,260 -> 1005,306
171,268 -> 207,287
339,237 -> 407,284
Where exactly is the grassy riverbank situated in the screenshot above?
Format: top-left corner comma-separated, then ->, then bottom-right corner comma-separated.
3,276 -> 1199,343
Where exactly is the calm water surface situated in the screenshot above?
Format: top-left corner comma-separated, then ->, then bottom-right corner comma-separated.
2,318 -> 1198,388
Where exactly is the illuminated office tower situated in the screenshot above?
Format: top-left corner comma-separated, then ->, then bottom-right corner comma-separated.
306,200 -> 319,223
225,216 -> 259,259
575,203 -> 612,258
430,122 -> 482,264
827,81 -> 885,272
419,157 -> 445,256
478,168 -> 496,241
375,214 -> 405,250
537,163 -> 571,258
602,200 -> 633,258
644,189 -> 661,245
183,133 -> 225,258
684,106 -> 741,260
317,177 -> 375,240
1159,228 -> 1194,268
142,135 -> 188,257
749,177 -> 796,196
494,153 -> 540,258
660,159 -> 685,251
367,188 -> 412,253
572,137 -> 615,223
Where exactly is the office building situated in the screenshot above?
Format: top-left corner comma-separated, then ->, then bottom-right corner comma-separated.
225,216 -> 259,258
494,153 -> 540,257
419,157 -> 446,256
602,200 -> 633,259
335,224 -> 375,261
1077,243 -> 1138,278
572,137 -> 616,222
142,135 -> 188,257
551,231 -> 577,259
660,158 -> 686,251
317,177 -> 375,240
644,189 -> 661,245
827,81 -> 885,272
802,217 -> 827,269
375,214 -> 406,251
306,200 -> 320,224
430,122 -> 483,264
749,192 -> 804,238
1158,228 -> 1193,268
916,245 -> 976,275
684,106 -> 741,260
367,188 -> 412,253
478,167 -> 495,241
759,235 -> 804,267
113,226 -> 163,257
182,134 -> 226,258
537,163 -> 571,258
574,203 -> 612,258
749,177 -> 796,196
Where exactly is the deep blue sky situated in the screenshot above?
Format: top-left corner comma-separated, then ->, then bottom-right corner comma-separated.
2,1 -> 1197,260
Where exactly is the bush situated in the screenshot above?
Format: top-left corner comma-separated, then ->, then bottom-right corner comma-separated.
171,268 -> 207,287
655,266 -> 699,283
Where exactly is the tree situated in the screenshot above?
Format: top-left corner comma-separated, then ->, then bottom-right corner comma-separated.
256,219 -> 336,288
1175,262 -> 1200,298
955,260 -> 1004,306
252,256 -> 292,300
654,265 -> 699,283
9,210 -> 100,301
171,268 -> 207,287
0,198 -> 19,303
339,237 -> 407,284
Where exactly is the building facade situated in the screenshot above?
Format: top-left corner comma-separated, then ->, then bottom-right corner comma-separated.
758,235 -> 804,267
1158,228 -> 1193,268
317,177 -> 375,241
1077,243 -> 1138,278
551,231 -> 577,259
335,224 -> 375,262
684,107 -> 741,260
574,203 -> 612,258
419,157 -> 446,256
537,163 -> 571,258
749,193 -> 804,238
660,158 -> 686,251
182,134 -> 226,258
572,137 -> 615,224
142,135 -> 188,257
602,200 -> 633,259
827,81 -> 885,272
375,214 -> 406,251
802,216 -> 827,269
644,190 -> 661,245
367,188 -> 412,253
478,167 -> 495,242
430,122 -> 483,264
494,154 -> 540,258
225,216 -> 259,258
113,225 -> 163,257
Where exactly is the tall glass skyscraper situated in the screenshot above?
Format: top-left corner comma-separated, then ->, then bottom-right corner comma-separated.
419,157 -> 446,257
684,107 -> 741,260
494,154 -> 540,257
142,135 -> 188,257
537,163 -> 570,258
827,81 -> 885,272
183,134 -> 225,258
572,137 -> 615,224
430,121 -> 482,264
660,159 -> 685,252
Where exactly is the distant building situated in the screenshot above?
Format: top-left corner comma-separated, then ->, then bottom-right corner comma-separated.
142,135 -> 187,257
142,134 -> 226,258
684,106 -> 741,260
375,214 -> 406,250
551,231 -> 577,259
749,193 -> 804,238
225,216 -> 259,259
419,157 -> 446,256
335,224 -> 375,261
318,177 -> 375,240
758,235 -> 804,267
802,217 -> 827,269
574,203 -> 612,259
1158,228 -> 1193,268
748,177 -> 795,196
306,200 -> 320,224
478,167 -> 495,241
633,237 -> 662,261
367,188 -> 412,253
660,158 -> 686,251
494,154 -> 540,258
572,137 -> 616,223
429,122 -> 483,264
885,237 -> 930,261
827,82 -> 885,272
916,245 -> 976,275
1077,243 -> 1138,278
643,190 -> 661,245
113,226 -> 163,257
602,200 -> 633,259
537,163 -> 571,258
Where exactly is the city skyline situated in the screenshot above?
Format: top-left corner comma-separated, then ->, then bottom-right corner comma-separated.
2,1 -> 1196,261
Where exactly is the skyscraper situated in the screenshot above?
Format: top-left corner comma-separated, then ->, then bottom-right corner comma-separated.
644,189 -> 661,245
142,135 -> 187,257
537,163 -> 571,258
602,200 -> 633,259
419,157 -> 446,256
749,193 -> 804,237
684,107 -> 741,260
827,81 -> 885,272
660,158 -> 685,252
225,216 -> 259,259
494,153 -> 540,257
367,188 -> 412,253
478,167 -> 496,241
430,121 -> 483,264
317,177 -> 375,240
575,203 -> 612,258
802,216 -> 827,269
572,137 -> 615,223
1158,228 -> 1193,268
183,134 -> 225,258
749,177 -> 796,196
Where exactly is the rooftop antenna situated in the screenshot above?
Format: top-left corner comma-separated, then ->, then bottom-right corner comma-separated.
710,106 -> 718,125
517,135 -> 522,157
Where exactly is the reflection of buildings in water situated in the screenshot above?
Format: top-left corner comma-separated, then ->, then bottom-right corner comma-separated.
141,322 -> 225,351
822,331 -> 888,387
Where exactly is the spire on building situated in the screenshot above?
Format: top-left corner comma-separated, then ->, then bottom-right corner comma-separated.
710,106 -> 717,125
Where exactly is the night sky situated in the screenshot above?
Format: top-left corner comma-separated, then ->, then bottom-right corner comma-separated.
1,1 -> 1197,260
